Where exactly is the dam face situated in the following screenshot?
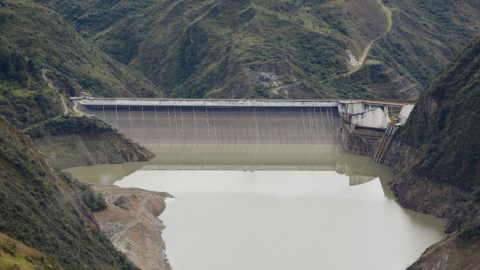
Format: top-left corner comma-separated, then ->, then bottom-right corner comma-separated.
85,106 -> 343,145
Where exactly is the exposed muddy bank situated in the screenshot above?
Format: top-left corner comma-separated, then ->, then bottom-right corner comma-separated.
34,130 -> 154,169
90,185 -> 173,270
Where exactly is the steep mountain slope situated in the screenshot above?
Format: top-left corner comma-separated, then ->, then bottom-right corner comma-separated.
383,33 -> 480,270
336,33 -> 480,268
31,0 -> 480,100
398,33 -> 480,189
0,1 -> 161,98
0,116 -> 139,269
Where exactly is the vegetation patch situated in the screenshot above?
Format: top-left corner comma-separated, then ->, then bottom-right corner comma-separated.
398,34 -> 480,189
460,222 -> 480,239
24,115 -> 112,138
0,233 -> 62,270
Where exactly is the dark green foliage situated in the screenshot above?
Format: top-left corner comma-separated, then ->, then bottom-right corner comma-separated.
317,65 -> 376,99
59,171 -> 107,212
0,88 -> 62,130
0,45 -> 63,129
24,115 -> 112,138
398,34 -> 480,189
460,222 -> 480,239
0,116 -> 139,269
0,48 -> 40,85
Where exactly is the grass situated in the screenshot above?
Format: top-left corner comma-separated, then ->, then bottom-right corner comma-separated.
0,232 -> 62,270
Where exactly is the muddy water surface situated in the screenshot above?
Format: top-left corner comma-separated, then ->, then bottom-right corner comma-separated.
67,144 -> 447,270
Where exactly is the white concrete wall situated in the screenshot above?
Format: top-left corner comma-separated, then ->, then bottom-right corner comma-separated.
351,107 -> 387,128
398,105 -> 415,125
338,102 -> 365,115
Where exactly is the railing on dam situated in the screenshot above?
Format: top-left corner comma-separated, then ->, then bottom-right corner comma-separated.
71,98 -> 340,108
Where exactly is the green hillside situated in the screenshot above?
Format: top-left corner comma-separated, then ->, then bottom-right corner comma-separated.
0,116 -> 138,269
369,0 -> 480,87
0,46 -> 65,129
398,33 -> 480,189
30,0 -> 388,98
30,0 -> 480,99
0,1 -> 161,98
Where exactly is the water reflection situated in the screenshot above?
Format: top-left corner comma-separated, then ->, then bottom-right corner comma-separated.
66,144 -> 395,198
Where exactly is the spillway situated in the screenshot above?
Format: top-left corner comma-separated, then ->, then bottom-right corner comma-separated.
85,106 -> 343,145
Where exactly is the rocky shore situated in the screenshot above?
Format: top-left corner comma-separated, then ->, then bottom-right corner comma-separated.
90,185 -> 173,270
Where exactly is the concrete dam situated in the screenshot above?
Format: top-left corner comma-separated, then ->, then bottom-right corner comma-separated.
80,101 -> 344,145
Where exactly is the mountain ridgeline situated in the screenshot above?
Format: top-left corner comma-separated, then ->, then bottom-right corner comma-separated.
30,0 -> 480,99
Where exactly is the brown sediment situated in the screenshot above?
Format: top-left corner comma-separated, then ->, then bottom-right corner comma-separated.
90,185 -> 174,270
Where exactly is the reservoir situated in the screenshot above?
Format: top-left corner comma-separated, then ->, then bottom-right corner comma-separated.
67,143 -> 448,270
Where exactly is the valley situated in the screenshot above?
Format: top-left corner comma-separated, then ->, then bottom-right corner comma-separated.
0,0 -> 479,269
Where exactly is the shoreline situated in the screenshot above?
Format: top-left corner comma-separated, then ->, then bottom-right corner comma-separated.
90,184 -> 174,270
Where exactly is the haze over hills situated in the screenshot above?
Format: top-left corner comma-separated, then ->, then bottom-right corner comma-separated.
30,0 -> 480,100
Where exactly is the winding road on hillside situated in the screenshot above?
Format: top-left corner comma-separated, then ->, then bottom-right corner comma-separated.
42,69 -> 68,115
352,0 -> 392,72
320,0 -> 393,83
73,101 -> 87,116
